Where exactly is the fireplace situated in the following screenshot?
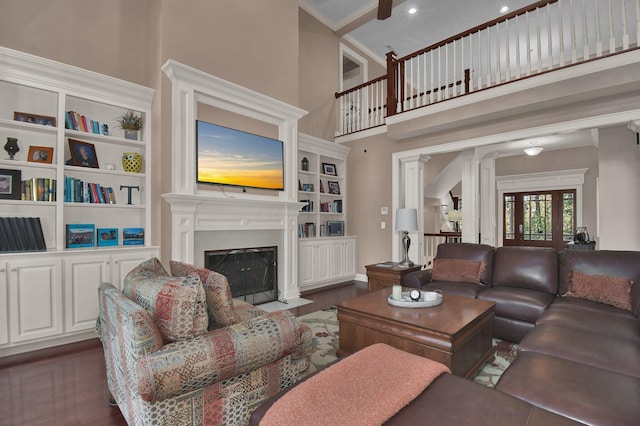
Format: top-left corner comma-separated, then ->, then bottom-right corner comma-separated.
204,246 -> 278,305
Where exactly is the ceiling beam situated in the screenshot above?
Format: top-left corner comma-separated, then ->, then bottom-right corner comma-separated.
335,0 -> 407,38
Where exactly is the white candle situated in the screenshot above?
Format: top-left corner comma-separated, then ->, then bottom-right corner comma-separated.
392,285 -> 402,301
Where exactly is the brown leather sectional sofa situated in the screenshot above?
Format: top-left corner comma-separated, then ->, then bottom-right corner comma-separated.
251,243 -> 639,425
404,243 -> 640,426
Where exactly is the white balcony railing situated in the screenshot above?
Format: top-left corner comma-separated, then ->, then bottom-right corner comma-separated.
336,0 -> 640,137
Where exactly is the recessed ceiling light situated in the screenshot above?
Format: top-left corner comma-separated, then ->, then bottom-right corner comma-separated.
408,7 -> 418,14
500,6 -> 510,14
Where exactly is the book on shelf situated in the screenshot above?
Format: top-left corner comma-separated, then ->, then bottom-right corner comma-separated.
65,110 -> 107,136
298,222 -> 316,238
21,178 -> 56,202
0,217 -> 47,252
319,199 -> 343,213
64,176 -> 116,204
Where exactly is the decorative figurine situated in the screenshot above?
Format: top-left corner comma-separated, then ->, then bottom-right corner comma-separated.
4,137 -> 19,160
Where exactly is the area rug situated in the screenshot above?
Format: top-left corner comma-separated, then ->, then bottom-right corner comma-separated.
297,307 -> 518,387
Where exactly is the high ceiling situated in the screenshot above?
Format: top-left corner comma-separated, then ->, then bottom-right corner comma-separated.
300,0 -> 535,64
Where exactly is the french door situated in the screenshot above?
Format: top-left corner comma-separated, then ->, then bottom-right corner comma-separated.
503,190 -> 576,251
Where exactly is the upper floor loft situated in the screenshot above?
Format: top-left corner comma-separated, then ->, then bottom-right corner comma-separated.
334,0 -> 640,143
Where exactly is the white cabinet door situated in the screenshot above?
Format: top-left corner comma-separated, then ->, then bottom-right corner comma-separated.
315,241 -> 331,282
8,257 -> 63,343
0,262 -> 7,345
343,238 -> 357,277
64,255 -> 111,333
298,242 -> 315,288
111,250 -> 158,290
330,240 -> 344,279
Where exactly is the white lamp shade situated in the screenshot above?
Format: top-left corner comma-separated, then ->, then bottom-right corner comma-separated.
395,208 -> 418,232
447,209 -> 462,221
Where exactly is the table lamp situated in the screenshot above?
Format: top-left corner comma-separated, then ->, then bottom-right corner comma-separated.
396,208 -> 418,267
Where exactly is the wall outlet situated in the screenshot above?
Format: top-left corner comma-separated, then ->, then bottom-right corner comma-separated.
381,221 -> 386,229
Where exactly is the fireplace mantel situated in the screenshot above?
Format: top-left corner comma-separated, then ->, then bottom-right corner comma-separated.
161,60 -> 308,302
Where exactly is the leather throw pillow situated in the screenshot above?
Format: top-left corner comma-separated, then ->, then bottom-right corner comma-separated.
567,270 -> 633,311
432,258 -> 485,285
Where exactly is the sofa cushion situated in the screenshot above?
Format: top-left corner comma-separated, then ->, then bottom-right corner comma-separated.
477,286 -> 555,322
124,258 -> 208,342
170,261 -> 239,329
492,247 -> 558,294
518,324 -> 640,378
549,296 -> 635,319
537,306 -> 640,342
432,259 -> 485,285
435,243 -> 495,285
496,352 -> 640,426
566,270 -> 633,311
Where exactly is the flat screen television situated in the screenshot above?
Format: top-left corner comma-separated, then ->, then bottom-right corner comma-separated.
196,120 -> 284,191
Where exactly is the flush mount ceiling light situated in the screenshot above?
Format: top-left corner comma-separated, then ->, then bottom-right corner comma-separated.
500,6 -> 510,14
524,142 -> 543,156
408,7 -> 418,14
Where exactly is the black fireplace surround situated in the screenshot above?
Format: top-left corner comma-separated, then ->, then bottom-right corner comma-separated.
204,246 -> 278,305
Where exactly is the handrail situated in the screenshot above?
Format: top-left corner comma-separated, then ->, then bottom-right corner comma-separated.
334,0 -> 640,137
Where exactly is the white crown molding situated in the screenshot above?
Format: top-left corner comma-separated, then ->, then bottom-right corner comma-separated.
0,47 -> 153,108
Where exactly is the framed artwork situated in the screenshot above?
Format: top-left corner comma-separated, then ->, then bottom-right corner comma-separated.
14,111 -> 56,127
69,139 -> 99,168
66,224 -> 95,248
0,168 -> 21,200
327,221 -> 344,236
27,146 -> 54,164
123,227 -> 144,245
322,163 -> 337,176
97,228 -> 119,247
328,180 -> 341,195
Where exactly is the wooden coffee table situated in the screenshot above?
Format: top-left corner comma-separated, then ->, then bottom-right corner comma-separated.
336,288 -> 495,378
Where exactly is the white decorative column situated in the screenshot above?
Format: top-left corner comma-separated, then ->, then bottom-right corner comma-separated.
480,152 -> 499,246
461,149 -> 479,243
392,153 -> 430,265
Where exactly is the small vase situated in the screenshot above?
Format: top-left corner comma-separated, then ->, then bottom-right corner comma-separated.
4,137 -> 19,160
124,129 -> 139,141
122,152 -> 143,173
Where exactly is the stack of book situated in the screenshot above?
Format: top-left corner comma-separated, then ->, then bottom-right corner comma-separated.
298,222 -> 316,238
0,217 -> 47,252
65,110 -> 108,135
21,178 -> 56,202
64,176 -> 116,204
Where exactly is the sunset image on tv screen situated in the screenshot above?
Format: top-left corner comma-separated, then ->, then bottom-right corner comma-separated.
197,121 -> 284,190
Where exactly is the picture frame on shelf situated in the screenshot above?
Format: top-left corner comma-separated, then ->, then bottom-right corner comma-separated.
328,180 -> 340,195
97,228 -> 118,247
27,146 -> 54,164
322,162 -> 337,176
123,227 -> 144,245
319,180 -> 325,193
302,183 -> 314,192
14,111 -> 56,127
65,224 -> 95,248
327,220 -> 345,236
0,168 -> 21,200
68,139 -> 99,168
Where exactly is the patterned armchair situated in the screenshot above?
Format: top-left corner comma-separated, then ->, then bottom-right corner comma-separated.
96,258 -> 312,425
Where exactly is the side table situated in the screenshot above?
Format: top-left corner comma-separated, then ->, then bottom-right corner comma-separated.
365,263 -> 422,292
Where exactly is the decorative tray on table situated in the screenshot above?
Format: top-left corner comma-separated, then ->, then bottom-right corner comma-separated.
387,291 -> 443,308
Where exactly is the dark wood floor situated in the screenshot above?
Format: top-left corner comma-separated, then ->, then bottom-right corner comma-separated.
0,280 -> 368,425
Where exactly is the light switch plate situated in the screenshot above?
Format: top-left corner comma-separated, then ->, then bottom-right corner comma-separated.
381,207 -> 388,215
381,221 -> 386,229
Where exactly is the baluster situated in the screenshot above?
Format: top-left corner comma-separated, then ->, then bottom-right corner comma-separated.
621,0 -> 629,49
453,39 -> 457,98
506,19 -> 512,81
595,0 -> 603,55
477,31 -> 483,89
636,0 -> 640,49
548,4 -> 553,69
526,11 -> 532,75
430,49 -> 435,104
559,0 -> 566,66
437,47 -> 442,102
570,0 -> 577,63
496,22 -> 501,84
422,53 -> 427,106
468,34 -> 473,92
537,7 -> 543,72
582,0 -> 590,60
515,15 -> 521,79
487,26 -> 492,87
608,0 -> 615,53
445,44 -> 450,99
